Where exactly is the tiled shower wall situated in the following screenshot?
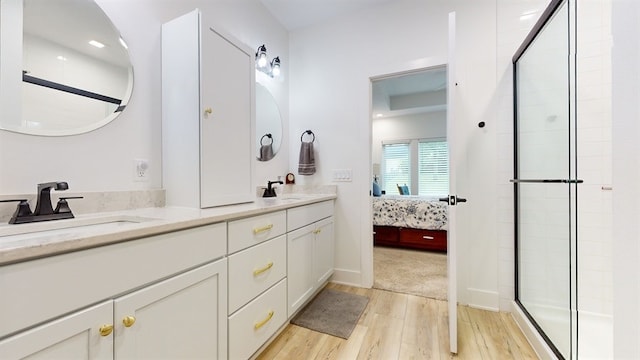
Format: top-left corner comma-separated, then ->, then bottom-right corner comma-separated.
575,0 -> 613,317
495,0 -> 550,311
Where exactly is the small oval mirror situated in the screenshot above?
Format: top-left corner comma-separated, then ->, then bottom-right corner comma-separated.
0,0 -> 133,136
256,83 -> 282,161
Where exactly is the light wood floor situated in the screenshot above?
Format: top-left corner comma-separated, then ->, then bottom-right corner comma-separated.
256,283 -> 538,360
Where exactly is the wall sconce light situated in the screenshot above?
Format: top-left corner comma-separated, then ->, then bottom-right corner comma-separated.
255,44 -> 282,78
256,44 -> 268,69
270,57 -> 281,77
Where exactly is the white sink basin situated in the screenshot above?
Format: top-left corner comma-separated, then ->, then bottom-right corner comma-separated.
0,215 -> 159,241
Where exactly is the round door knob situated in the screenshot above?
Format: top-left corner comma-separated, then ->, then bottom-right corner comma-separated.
204,107 -> 213,115
99,324 -> 114,337
122,315 -> 136,328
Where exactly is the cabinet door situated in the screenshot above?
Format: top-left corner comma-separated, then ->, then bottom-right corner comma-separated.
113,260 -> 227,360
287,225 -> 315,317
314,217 -> 335,286
0,301 -> 113,360
200,24 -> 254,208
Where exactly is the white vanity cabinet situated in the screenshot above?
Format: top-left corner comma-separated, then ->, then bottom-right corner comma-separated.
286,201 -> 335,317
0,301 -> 113,359
0,223 -> 228,359
162,9 -> 255,208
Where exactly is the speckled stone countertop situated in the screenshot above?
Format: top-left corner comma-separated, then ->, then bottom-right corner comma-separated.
0,194 -> 336,266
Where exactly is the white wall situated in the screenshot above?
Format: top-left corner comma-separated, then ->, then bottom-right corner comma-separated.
612,0 -> 640,358
0,0 -> 290,195
371,111 -> 446,165
289,0 -> 502,309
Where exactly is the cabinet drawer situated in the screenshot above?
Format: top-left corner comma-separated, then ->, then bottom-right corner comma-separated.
228,279 -> 287,360
0,222 -> 226,338
373,225 -> 399,243
228,235 -> 286,314
228,211 -> 286,254
398,228 -> 447,252
287,200 -> 334,232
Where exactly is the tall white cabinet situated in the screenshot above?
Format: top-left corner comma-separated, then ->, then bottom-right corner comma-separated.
162,9 -> 255,208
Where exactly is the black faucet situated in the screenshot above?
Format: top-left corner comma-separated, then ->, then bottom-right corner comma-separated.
34,182 -> 69,216
0,181 -> 82,224
263,180 -> 283,198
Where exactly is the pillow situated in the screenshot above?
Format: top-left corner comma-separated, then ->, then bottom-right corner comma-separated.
372,182 -> 382,197
397,184 -> 410,195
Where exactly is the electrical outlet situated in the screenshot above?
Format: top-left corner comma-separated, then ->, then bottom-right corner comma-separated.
133,159 -> 149,182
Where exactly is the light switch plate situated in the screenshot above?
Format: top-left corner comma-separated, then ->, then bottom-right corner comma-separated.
332,169 -> 352,182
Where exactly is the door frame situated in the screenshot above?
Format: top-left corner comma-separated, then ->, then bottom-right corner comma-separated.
365,57 -> 455,351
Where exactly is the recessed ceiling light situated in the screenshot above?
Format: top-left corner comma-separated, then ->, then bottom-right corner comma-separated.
89,40 -> 105,48
519,10 -> 537,21
376,113 -> 384,118
56,55 -> 67,61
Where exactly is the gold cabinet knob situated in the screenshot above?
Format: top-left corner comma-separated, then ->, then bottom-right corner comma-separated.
99,324 -> 114,337
122,315 -> 136,328
204,107 -> 213,115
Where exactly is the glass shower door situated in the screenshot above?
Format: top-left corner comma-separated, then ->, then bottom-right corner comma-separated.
513,0 -> 578,358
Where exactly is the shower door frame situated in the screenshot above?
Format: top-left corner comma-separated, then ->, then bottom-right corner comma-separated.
512,0 -> 579,358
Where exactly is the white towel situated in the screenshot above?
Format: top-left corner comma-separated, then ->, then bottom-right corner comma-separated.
298,141 -> 315,175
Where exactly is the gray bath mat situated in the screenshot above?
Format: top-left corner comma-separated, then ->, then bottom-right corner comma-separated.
291,288 -> 369,339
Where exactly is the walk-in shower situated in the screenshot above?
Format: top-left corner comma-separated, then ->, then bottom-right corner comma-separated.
512,0 -> 613,358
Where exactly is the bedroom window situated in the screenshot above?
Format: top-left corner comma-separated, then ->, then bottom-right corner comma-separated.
382,143 -> 410,194
381,140 -> 449,196
418,140 -> 449,196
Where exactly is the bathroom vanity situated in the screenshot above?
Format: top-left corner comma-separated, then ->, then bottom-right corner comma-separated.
0,195 -> 335,359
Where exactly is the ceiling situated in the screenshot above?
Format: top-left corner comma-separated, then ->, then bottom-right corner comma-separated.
259,0 -> 398,31
372,67 -> 447,119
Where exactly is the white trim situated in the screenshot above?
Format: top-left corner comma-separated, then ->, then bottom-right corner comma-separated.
467,288 -> 500,311
330,268 -> 362,287
511,301 -> 558,360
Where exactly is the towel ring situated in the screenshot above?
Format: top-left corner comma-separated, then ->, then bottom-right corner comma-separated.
300,130 -> 315,143
260,133 -> 273,146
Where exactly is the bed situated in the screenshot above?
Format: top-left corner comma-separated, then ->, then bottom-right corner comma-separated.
372,195 -> 448,252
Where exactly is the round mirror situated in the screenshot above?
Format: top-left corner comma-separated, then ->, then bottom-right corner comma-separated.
0,0 -> 133,136
256,83 -> 282,161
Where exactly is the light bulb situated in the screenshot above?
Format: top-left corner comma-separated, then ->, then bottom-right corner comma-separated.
271,65 -> 280,77
258,54 -> 267,68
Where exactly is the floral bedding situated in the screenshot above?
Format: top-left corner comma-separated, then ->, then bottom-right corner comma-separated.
372,195 -> 448,230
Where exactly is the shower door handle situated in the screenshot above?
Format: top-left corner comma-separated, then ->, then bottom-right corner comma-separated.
439,195 -> 467,206
509,179 -> 584,184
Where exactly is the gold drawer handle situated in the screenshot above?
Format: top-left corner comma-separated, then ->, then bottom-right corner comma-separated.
423,236 -> 434,240
99,324 -> 114,337
254,310 -> 274,330
123,316 -> 136,328
253,224 -> 274,234
253,261 -> 274,276
313,228 -> 321,234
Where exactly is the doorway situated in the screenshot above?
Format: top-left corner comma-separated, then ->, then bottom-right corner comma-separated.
370,66 -> 449,301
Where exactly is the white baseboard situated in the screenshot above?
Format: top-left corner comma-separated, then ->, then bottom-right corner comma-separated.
466,288 -> 500,311
330,268 -> 362,287
511,301 -> 558,360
